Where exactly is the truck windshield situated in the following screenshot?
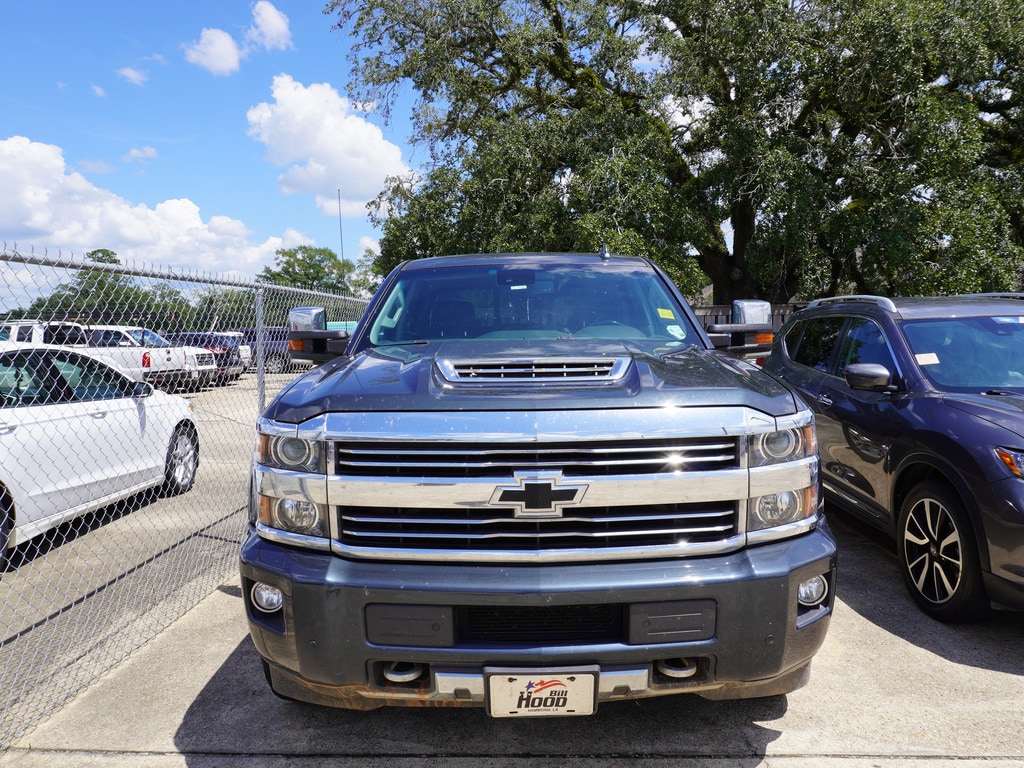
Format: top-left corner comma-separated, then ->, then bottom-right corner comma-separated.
366,261 -> 698,349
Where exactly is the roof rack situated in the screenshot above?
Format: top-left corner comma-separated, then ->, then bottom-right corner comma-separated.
805,295 -> 898,312
954,292 -> 1024,302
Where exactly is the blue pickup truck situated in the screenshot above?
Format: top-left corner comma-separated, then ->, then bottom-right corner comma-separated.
241,251 -> 835,717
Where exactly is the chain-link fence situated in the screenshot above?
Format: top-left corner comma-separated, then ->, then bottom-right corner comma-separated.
0,247 -> 366,749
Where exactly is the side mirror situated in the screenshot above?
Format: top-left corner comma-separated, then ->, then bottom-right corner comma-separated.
289,306 -> 327,332
132,380 -> 154,398
287,306 -> 350,364
844,363 -> 895,392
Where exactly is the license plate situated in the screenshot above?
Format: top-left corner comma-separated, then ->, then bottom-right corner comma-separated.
485,666 -> 598,717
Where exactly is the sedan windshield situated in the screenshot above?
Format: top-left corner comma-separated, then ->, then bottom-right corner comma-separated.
901,316 -> 1024,390
365,261 -> 698,352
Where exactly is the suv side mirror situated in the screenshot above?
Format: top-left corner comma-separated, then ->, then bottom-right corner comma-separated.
844,363 -> 895,392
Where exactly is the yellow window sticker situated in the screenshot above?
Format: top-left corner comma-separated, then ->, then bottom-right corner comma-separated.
916,352 -> 940,366
658,308 -> 676,319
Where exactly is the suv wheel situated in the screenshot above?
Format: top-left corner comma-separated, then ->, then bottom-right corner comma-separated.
898,480 -> 989,622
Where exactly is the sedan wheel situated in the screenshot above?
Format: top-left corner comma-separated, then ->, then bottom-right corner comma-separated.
898,480 -> 988,622
163,426 -> 199,496
0,496 -> 11,572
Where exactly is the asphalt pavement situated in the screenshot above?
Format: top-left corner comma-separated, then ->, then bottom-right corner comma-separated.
2,514 -> 1023,768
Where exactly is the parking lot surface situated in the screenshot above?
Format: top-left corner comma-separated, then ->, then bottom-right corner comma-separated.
2,508 -> 1023,768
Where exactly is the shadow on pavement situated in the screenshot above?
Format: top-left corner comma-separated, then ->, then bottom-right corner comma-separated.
174,635 -> 786,763
826,504 -> 1024,676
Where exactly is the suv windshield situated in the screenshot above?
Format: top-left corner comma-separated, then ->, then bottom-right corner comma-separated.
901,315 -> 1024,390
366,261 -> 697,351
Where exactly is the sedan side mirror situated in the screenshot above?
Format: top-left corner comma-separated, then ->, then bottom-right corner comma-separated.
844,363 -> 895,392
132,380 -> 154,398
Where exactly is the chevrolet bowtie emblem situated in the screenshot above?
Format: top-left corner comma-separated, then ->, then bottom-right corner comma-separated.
489,471 -> 588,518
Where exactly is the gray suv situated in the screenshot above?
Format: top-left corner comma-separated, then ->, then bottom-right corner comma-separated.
763,294 -> 1024,621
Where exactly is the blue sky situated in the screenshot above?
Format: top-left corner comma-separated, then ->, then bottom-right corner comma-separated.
1,1 -> 417,279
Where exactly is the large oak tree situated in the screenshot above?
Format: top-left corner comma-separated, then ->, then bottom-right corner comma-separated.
327,0 -> 1023,302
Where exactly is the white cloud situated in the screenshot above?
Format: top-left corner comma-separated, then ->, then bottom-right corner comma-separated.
357,235 -> 379,258
123,146 -> 158,163
246,75 -> 409,218
183,28 -> 241,76
92,84 -> 105,97
0,136 -> 297,276
118,67 -> 147,86
185,3 -> 290,76
246,1 -> 292,51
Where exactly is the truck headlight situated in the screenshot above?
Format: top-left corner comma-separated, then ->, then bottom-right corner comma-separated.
257,493 -> 328,538
257,434 -> 324,473
747,479 -> 819,532
748,423 -> 816,467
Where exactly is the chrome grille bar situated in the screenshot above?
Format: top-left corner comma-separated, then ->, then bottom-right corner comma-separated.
334,438 -> 738,477
337,502 -> 737,552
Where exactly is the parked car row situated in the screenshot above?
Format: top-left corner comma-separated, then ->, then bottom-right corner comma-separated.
0,321 -> 307,394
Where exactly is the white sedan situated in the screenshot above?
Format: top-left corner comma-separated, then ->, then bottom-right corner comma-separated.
0,341 -> 199,568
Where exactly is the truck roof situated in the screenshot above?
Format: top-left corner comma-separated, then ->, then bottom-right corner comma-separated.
397,252 -> 652,271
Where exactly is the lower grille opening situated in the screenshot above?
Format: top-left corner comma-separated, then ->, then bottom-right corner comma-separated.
457,604 -> 626,645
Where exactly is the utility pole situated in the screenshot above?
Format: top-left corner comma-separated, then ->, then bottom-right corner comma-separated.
337,189 -> 345,266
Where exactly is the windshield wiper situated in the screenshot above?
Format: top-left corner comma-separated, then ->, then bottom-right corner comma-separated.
367,339 -> 431,348
658,343 -> 699,359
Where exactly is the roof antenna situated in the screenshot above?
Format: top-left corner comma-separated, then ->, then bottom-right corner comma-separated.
598,243 -> 610,260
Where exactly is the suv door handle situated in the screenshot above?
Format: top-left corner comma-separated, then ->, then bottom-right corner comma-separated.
817,393 -> 833,407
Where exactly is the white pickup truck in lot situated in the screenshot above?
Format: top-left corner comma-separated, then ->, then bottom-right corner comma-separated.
0,321 -> 217,390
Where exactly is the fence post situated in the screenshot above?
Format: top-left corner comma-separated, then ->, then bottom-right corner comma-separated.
255,287 -> 266,414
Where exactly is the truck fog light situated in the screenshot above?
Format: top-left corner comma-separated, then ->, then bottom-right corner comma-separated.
251,582 -> 284,613
797,575 -> 828,607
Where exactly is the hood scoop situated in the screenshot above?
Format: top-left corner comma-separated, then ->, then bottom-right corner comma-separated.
437,357 -> 631,384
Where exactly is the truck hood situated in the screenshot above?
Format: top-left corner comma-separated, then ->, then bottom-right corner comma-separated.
263,340 -> 801,424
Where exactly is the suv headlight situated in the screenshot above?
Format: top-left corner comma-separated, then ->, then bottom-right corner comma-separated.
996,447 -> 1024,478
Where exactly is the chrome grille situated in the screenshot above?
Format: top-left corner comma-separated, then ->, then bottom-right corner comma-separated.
438,357 -> 629,382
338,501 -> 737,553
334,437 -> 738,478
196,352 -> 215,366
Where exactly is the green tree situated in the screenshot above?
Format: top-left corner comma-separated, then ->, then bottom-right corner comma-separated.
327,0 -> 1024,302
27,249 -> 148,322
257,245 -> 354,294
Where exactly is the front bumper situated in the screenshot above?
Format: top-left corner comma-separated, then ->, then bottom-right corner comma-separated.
240,520 -> 836,712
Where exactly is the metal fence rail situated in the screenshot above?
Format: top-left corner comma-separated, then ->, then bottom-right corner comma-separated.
0,247 -> 366,749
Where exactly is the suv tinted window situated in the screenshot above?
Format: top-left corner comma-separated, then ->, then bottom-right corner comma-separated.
837,318 -> 895,375
789,317 -> 845,371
